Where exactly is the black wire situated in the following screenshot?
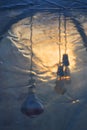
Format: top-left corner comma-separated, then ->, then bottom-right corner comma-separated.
58,12 -> 61,64
30,16 -> 33,80
64,15 -> 67,54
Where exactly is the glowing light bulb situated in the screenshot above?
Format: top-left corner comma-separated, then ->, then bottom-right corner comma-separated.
64,67 -> 71,84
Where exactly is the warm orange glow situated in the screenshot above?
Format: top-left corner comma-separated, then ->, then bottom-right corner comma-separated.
12,16 -> 77,82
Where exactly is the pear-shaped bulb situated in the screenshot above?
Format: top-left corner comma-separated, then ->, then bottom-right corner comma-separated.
21,85 -> 44,117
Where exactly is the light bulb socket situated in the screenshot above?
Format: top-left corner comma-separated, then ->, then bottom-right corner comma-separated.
62,54 -> 70,66
57,65 -> 64,77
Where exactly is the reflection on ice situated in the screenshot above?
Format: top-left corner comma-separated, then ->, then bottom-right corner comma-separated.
0,12 -> 83,92
0,3 -> 87,130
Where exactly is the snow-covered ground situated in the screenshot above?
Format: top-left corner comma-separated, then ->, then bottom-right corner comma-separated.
0,0 -> 87,130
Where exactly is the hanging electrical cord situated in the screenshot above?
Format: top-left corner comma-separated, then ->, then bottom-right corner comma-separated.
58,12 -> 61,64
62,15 -> 70,67
55,12 -> 66,95
57,12 -> 64,79
21,16 -> 44,117
30,15 -> 33,78
62,15 -> 71,81
62,15 -> 80,103
28,16 -> 36,87
64,15 -> 67,54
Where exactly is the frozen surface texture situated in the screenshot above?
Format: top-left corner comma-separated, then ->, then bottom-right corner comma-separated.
0,0 -> 87,130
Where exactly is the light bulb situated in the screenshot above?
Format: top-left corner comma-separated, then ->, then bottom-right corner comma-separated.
21,85 -> 44,117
